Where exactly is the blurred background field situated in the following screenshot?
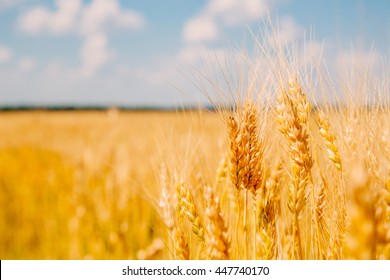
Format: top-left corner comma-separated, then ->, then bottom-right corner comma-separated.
0,110 -> 223,259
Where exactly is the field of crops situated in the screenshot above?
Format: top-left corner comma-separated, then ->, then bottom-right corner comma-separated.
1,89 -> 389,259
0,110 -> 223,259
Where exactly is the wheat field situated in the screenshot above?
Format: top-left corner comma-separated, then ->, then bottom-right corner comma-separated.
0,94 -> 389,260
0,110 -> 223,259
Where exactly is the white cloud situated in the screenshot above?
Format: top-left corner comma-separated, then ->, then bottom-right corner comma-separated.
0,45 -> 12,63
50,0 -> 82,33
80,0 -> 144,35
18,57 -> 36,72
206,0 -> 268,26
18,7 -> 50,33
78,33 -> 113,78
183,16 -> 219,44
272,16 -> 304,45
17,0 -> 145,78
18,0 -> 81,34
182,0 -> 269,44
115,10 -> 145,29
18,0 -> 145,35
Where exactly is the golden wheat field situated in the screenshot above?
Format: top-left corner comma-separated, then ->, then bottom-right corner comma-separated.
0,110 -> 223,259
0,88 -> 389,260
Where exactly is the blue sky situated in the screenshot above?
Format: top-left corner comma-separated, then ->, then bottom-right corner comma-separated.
0,0 -> 389,107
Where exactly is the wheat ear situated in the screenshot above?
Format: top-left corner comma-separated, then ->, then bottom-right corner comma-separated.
159,167 -> 189,260
227,115 -> 242,193
204,185 -> 229,260
238,101 -> 265,259
259,160 -> 283,259
318,111 -> 342,171
177,182 -> 205,241
276,77 -> 313,259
